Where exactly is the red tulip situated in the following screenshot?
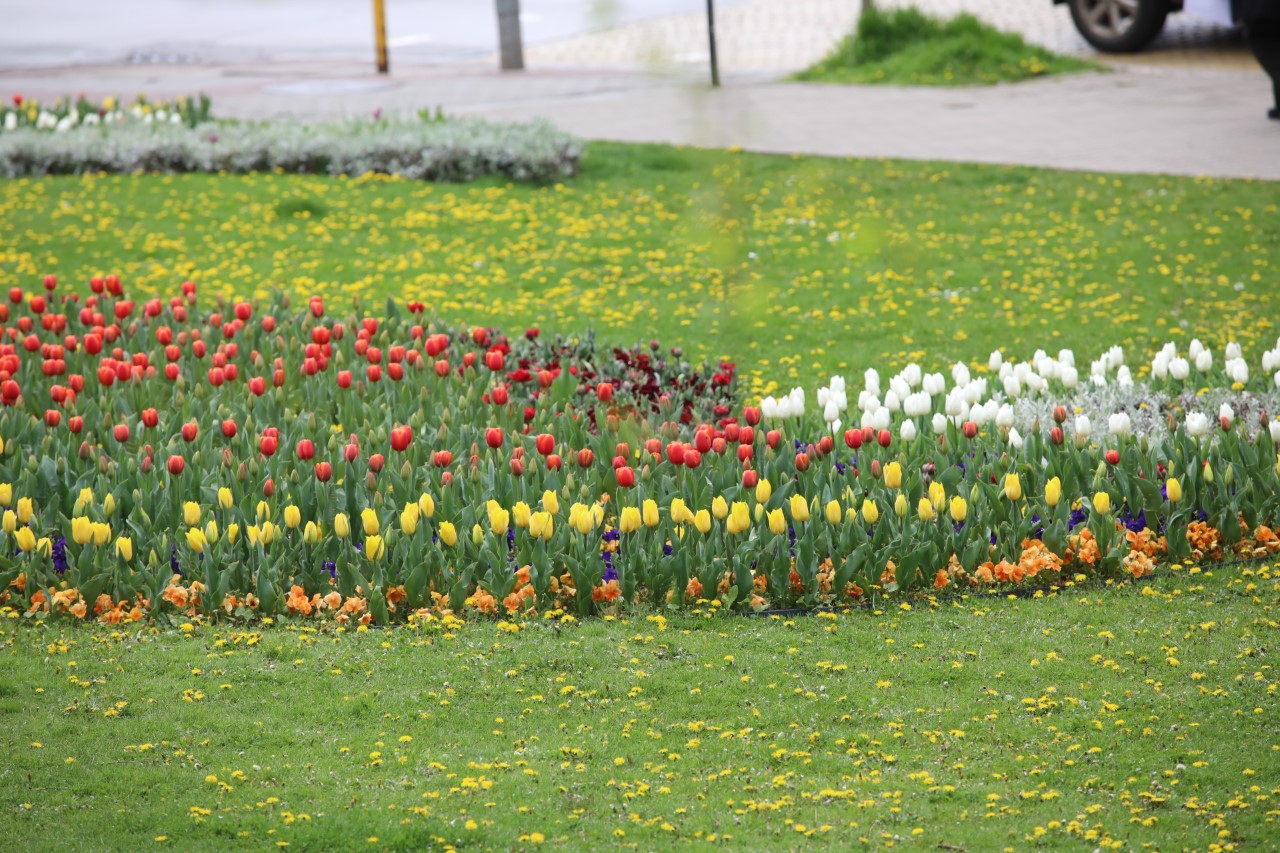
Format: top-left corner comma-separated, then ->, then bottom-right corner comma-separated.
737,444 -> 753,462
538,369 -> 555,388
141,408 -> 158,428
742,468 -> 758,489
68,415 -> 83,434
259,435 -> 278,457
366,365 -> 381,383
694,430 -> 713,454
490,384 -> 507,405
1105,449 -> 1120,466
337,370 -> 352,389
182,421 -> 198,442
1050,426 -> 1064,446
794,452 -> 810,472
844,428 -> 862,449
683,449 -> 702,469
577,448 -> 594,468
612,455 -> 627,470
368,453 -> 385,473
739,426 -> 754,446
546,454 -> 563,470
221,419 -> 237,438
536,433 -> 555,456
766,430 -> 781,450
510,457 -> 524,477
296,439 -> 315,460
391,425 -> 412,452
743,406 -> 761,426
8,288 -> 21,304
344,442 -> 360,463
44,409 -> 60,427
665,442 -> 685,466
113,424 -> 130,442
43,274 -> 56,291
315,461 -> 333,482
485,427 -> 503,449
167,455 -> 185,475
433,450 -> 453,467
263,478 -> 275,498
485,350 -> 504,372
877,429 -> 892,448
596,382 -> 613,402
615,466 -> 635,488
962,421 -> 979,439
816,435 -> 834,457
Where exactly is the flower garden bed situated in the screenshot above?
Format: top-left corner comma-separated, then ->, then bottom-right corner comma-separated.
1,275 -> 1277,626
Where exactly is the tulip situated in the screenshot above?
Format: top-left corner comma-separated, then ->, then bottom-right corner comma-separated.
727,501 -> 751,535
528,513 -> 553,541
0,483 -> 9,505
542,490 -> 559,515
256,501 -> 271,522
825,500 -> 842,525
361,508 -> 379,536
91,522 -> 110,546
670,498 -> 693,525
205,520 -> 219,544
365,535 -> 385,560
894,494 -> 909,518
619,506 -> 641,534
1092,492 -> 1111,514
218,487 -> 234,510
4,510 -> 18,534
226,523 -> 240,545
689,509 -> 710,534
615,466 -> 635,488
303,521 -> 319,545
789,494 -> 810,522
917,498 -> 935,522
929,481 -> 945,512
861,499 -> 879,525
485,427 -> 503,449
284,505 -> 301,529
72,515 -> 91,545
184,501 -> 201,527
418,492 -> 436,518
755,479 -> 772,504
115,536 -> 133,561
16,497 -> 33,524
315,461 -> 333,482
439,521 -> 458,547
1203,463 -> 1214,485
487,501 -> 510,536
767,508 -> 787,536
949,496 -> 967,523
186,527 -> 206,553
711,496 -> 729,520
1003,473 -> 1022,501
15,526 -> 35,552
642,499 -> 659,528
400,504 -> 419,535
334,513 -> 351,539
1045,477 -> 1062,507
884,462 -> 902,490
512,502 -> 531,528
261,522 -> 278,545
1166,477 -> 1182,503
573,505 -> 595,535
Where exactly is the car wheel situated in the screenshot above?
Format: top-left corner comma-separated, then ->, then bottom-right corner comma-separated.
1067,0 -> 1169,53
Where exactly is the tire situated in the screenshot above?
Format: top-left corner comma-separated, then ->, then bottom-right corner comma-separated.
1067,0 -> 1170,53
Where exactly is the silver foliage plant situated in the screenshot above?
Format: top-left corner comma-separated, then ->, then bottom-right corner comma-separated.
0,118 -> 581,183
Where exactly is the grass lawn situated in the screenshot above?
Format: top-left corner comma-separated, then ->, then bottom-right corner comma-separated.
3,564 -> 1277,850
1,144 -> 1276,399
792,6 -> 1102,87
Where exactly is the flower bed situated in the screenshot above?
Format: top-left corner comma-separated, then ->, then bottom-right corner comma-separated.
2,93 -> 212,133
1,276 -> 1278,625
0,117 -> 581,183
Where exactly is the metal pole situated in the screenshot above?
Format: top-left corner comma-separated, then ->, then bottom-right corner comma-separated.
372,0 -> 389,74
496,0 -> 525,71
706,0 -> 720,87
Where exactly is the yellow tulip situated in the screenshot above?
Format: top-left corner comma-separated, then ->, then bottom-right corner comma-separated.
334,513 -> 351,539
400,504 -> 419,535
575,506 -> 595,535
529,512 -> 553,541
949,496 -> 968,523
439,521 -> 458,547
256,500 -> 270,522
1092,492 -> 1111,514
218,487 -> 233,510
36,537 -> 50,557
115,536 -> 133,561
894,493 -> 909,518
15,526 -> 35,552
512,501 -> 531,528
728,501 -> 751,535
789,494 -> 810,522
0,483 -> 10,505
186,527 -> 205,553
767,508 -> 787,536
3,510 -> 17,533
1203,463 -> 1213,485
1045,476 -> 1062,508
183,501 -> 201,527
361,508 -> 379,536
917,497 -> 935,522
487,501 -> 510,536
16,497 -> 33,524
1003,473 -> 1022,501
694,510 -> 712,534
72,515 -> 92,545
755,479 -> 772,504
885,461 -> 903,490
825,500 -> 842,525
591,503 -> 604,527
284,505 -> 301,530
1166,477 -> 1182,503
619,506 -> 641,534
642,499 -> 659,528
670,498 -> 693,525
76,487 -> 93,511
418,492 -> 436,519
261,521 -> 277,545
472,524 -> 484,545
91,522 -> 110,546
542,490 -> 559,515
365,534 -> 385,560
711,496 -> 728,520
303,520 -> 319,545
205,519 -> 219,544
861,499 -> 879,525
102,493 -> 116,516
929,481 -> 946,512
227,523 -> 240,545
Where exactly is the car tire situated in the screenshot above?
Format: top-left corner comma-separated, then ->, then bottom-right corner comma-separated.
1067,0 -> 1169,53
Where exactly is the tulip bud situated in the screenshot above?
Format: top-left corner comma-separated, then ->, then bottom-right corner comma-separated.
1165,478 -> 1182,503
16,497 -> 33,524
115,536 -> 133,561
205,519 -> 219,544
284,505 -> 301,529
418,492 -> 436,519
1203,462 -> 1214,485
894,494 -> 908,518
334,513 -> 351,539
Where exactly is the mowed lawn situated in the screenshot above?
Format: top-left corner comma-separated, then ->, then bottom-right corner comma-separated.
1,143 -> 1276,397
2,565 -> 1277,850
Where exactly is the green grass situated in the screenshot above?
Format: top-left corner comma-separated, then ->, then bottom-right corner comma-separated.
793,6 -> 1101,86
2,563 -> 1277,850
1,143 -> 1275,399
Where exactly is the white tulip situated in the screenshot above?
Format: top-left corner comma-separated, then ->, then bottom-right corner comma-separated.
1108,412 -> 1132,437
1151,355 -> 1169,381
1002,374 -> 1020,398
901,364 -> 922,388
1195,350 -> 1213,372
1057,348 -> 1075,367
1170,357 -> 1190,380
1007,428 -> 1024,450
996,404 -> 1014,429
864,368 -> 880,396
1116,366 -> 1133,389
988,350 -> 1003,372
900,420 -> 918,442
1226,341 -> 1242,360
1075,415 -> 1091,440
1185,412 -> 1209,437
1061,366 -> 1079,389
1190,338 -> 1205,359
1270,421 -> 1280,444
951,362 -> 970,387
1219,403 -> 1234,427
932,413 -> 948,435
